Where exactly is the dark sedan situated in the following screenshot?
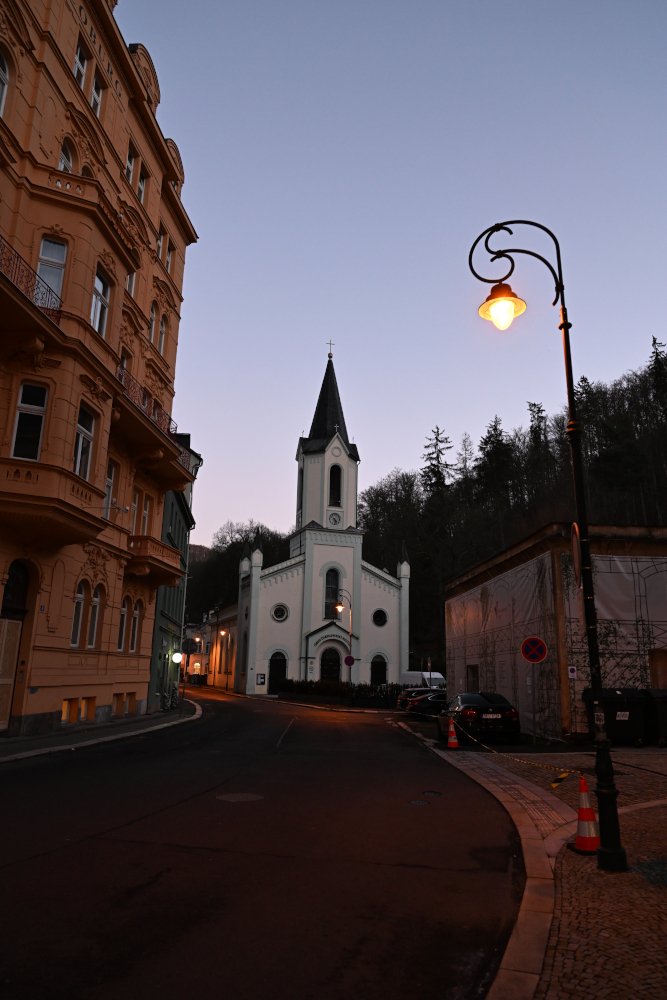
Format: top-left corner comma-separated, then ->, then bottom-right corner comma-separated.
405,690 -> 450,716
436,692 -> 520,743
397,687 -> 440,711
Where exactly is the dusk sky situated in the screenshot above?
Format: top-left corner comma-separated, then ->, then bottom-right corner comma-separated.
116,1 -> 667,547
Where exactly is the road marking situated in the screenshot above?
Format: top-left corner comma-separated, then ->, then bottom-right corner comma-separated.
276,717 -> 297,748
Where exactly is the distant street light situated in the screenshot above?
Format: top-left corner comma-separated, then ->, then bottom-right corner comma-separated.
335,589 -> 353,674
469,219 -> 627,873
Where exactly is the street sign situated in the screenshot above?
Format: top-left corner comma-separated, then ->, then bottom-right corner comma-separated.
521,636 -> 548,663
344,655 -> 355,667
571,522 -> 582,588
568,665 -> 577,679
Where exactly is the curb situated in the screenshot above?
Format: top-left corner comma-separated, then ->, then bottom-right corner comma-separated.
395,722 -> 558,1000
0,700 -> 202,764
195,687 -> 396,716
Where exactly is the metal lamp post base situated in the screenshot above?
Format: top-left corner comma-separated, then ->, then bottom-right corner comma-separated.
594,740 -> 628,872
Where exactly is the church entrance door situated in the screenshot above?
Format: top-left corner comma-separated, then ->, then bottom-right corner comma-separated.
320,647 -> 341,682
268,652 -> 287,694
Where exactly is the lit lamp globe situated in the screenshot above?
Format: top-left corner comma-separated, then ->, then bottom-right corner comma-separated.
335,601 -> 345,613
172,652 -> 183,664
478,282 -> 526,331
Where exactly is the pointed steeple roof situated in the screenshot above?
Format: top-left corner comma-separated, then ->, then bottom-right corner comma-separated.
299,358 -> 359,461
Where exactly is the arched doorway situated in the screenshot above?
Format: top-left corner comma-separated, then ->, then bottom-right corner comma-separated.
371,654 -> 387,685
268,651 -> 287,694
0,561 -> 30,732
320,646 -> 341,682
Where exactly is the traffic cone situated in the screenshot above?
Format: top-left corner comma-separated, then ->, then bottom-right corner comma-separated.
569,775 -> 600,855
447,717 -> 459,749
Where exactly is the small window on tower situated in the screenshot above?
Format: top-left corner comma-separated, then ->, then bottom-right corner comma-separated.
329,465 -> 342,507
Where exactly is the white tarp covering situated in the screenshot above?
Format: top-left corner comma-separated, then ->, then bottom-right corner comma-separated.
446,551 -> 667,738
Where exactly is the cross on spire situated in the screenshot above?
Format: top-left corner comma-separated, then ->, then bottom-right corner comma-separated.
334,423 -> 339,433
326,340 -> 335,358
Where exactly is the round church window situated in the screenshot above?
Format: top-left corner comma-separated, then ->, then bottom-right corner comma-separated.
272,604 -> 289,622
372,609 -> 388,627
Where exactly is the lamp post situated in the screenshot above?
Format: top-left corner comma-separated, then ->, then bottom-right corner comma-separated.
335,589 -> 353,678
469,220 -> 626,872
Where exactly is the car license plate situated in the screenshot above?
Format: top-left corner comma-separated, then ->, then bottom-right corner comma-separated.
483,714 -> 501,719
616,711 -> 629,721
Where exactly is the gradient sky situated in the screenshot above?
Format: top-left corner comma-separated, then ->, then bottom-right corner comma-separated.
116,1 -> 667,546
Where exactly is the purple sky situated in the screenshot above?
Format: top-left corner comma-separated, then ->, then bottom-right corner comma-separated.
116,0 -> 667,546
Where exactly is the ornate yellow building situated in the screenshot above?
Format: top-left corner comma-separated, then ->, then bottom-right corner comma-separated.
0,0 -> 197,733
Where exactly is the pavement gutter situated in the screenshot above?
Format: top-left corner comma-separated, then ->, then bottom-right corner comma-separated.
395,722 -> 567,1000
197,687 -> 394,715
0,700 -> 202,764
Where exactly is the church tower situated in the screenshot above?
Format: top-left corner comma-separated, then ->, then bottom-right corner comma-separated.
294,354 -> 360,534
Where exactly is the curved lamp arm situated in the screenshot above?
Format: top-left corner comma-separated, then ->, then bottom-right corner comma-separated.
469,220 -> 565,307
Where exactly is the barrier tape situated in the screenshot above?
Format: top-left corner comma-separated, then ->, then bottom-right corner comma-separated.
447,716 -> 582,788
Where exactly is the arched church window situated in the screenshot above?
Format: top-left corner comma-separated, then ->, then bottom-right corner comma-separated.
297,467 -> 303,512
371,655 -> 387,685
324,568 -> 340,620
268,651 -> 287,694
329,465 -> 342,507
320,647 -> 341,682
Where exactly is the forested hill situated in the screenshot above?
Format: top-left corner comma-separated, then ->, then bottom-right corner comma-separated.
186,340 -> 667,667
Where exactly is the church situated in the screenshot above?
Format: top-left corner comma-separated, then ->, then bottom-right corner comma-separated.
234,354 -> 409,695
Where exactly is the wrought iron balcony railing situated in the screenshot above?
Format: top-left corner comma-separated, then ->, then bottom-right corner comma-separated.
115,364 -> 190,470
0,233 -> 62,324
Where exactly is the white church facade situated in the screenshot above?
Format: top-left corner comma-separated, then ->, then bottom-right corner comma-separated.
233,356 -> 409,695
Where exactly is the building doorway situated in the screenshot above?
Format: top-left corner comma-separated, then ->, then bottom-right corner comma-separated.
370,655 -> 387,685
268,651 -> 287,694
466,663 -> 479,693
320,647 -> 341,682
0,561 -> 30,731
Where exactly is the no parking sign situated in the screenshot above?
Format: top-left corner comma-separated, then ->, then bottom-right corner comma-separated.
521,636 -> 548,663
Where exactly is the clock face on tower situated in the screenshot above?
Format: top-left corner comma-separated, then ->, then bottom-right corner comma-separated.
328,511 -> 341,526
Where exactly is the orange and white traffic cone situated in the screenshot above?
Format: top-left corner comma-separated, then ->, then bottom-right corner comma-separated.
447,717 -> 459,749
569,775 -> 600,855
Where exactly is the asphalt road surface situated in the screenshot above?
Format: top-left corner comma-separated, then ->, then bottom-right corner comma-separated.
0,691 -> 524,1000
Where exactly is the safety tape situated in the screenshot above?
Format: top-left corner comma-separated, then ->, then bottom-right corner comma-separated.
448,716 -> 582,788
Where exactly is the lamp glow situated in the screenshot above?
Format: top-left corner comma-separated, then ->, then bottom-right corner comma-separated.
172,652 -> 182,663
478,282 -> 526,330
220,630 -> 226,635
335,601 -> 345,613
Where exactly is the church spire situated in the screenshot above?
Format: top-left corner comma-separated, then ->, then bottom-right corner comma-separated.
308,357 -> 350,447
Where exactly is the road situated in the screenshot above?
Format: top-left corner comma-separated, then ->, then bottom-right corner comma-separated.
0,691 -> 524,1000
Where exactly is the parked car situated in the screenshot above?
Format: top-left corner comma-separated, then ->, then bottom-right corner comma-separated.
398,687 -> 436,711
436,692 -> 520,743
405,690 -> 451,716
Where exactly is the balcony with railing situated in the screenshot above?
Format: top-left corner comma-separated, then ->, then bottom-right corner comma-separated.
125,534 -> 184,587
115,365 -> 190,471
0,233 -> 62,324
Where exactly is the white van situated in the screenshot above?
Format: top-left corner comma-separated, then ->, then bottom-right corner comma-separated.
400,671 -> 446,689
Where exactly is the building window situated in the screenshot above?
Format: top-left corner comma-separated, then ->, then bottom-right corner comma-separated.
130,490 -> 138,533
118,597 -> 129,651
125,147 -> 134,183
71,582 -> 85,646
329,465 -> 342,507
130,601 -> 140,652
148,303 -> 156,343
372,609 -> 388,627
73,44 -> 87,87
272,604 -> 288,622
158,316 -> 166,354
0,52 -> 8,118
141,494 -> 151,535
59,141 -> 73,173
156,230 -> 164,259
126,271 -> 135,296
138,172 -> 146,204
90,268 -> 109,336
37,239 -> 67,298
73,404 -> 94,479
103,460 -> 115,518
87,586 -> 101,648
324,568 -> 341,620
12,384 -> 47,461
371,655 -> 387,685
90,76 -> 102,117
166,245 -> 172,273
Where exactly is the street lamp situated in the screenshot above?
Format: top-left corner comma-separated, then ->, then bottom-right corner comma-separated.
469,220 -> 627,873
335,589 -> 353,675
